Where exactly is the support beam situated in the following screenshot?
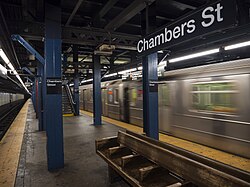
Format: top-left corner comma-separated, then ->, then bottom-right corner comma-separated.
105,0 -> 155,31
11,34 -> 45,65
65,0 -> 84,26
143,53 -> 158,139
10,21 -> 140,50
93,0 -> 118,25
93,55 -> 102,125
73,45 -> 79,115
142,2 -> 159,140
37,63 -> 44,131
11,34 -> 45,131
45,2 -> 64,171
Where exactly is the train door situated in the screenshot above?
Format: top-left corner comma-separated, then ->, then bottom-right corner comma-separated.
83,89 -> 87,110
102,89 -> 108,116
159,83 -> 171,132
123,87 -> 130,123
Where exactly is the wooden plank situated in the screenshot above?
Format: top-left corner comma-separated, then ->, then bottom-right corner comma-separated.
117,131 -> 250,187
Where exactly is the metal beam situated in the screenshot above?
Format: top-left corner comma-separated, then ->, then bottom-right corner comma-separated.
12,34 -> 45,65
93,0 -> 119,24
45,2 -> 64,171
11,34 -> 45,131
93,55 -> 102,125
65,0 -> 85,26
73,45 -> 79,115
142,2 -> 158,140
0,5 -> 21,69
10,21 -> 139,50
105,0 -> 155,31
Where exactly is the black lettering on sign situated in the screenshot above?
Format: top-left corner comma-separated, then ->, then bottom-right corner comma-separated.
46,77 -> 62,94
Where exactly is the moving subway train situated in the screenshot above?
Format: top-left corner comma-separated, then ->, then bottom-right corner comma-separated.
80,58 -> 250,158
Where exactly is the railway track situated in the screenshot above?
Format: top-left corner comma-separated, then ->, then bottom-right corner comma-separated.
0,100 -> 25,140
96,130 -> 250,187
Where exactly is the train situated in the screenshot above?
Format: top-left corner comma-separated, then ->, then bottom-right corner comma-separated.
80,58 -> 250,158
0,92 -> 24,107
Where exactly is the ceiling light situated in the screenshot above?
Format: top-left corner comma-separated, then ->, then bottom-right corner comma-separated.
158,61 -> 166,67
81,78 -> 93,83
224,40 -> 250,50
137,66 -> 143,70
0,64 -> 7,78
118,68 -> 137,75
103,73 -> 118,78
0,48 -> 30,94
169,48 -> 220,63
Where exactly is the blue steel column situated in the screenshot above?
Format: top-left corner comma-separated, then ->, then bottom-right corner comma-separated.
45,2 -> 64,171
143,53 -> 159,139
37,63 -> 44,131
142,2 -> 159,140
32,81 -> 36,110
93,55 -> 102,125
73,45 -> 79,115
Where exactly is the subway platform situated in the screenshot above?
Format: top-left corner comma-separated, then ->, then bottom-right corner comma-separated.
1,100 -> 250,187
1,100 -> 129,187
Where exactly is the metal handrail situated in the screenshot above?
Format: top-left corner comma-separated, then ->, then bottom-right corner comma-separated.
64,84 -> 76,114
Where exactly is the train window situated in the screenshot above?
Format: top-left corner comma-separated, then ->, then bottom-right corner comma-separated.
114,89 -> 119,104
108,88 -> 113,103
137,86 -> 143,100
130,88 -> 137,106
191,81 -> 238,114
160,85 -> 170,106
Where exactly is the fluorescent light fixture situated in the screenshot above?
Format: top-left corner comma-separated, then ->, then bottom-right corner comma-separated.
158,60 -> 166,67
169,48 -> 220,63
0,48 -> 30,94
137,66 -> 143,70
81,78 -> 93,83
224,40 -> 250,50
0,64 -> 7,78
118,68 -> 137,75
103,73 -> 118,78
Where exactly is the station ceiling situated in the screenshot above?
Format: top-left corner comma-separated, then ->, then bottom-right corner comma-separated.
0,0 -> 250,93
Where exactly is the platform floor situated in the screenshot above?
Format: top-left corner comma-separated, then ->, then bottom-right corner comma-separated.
14,102 -> 129,187
1,101 -> 250,187
0,100 -> 29,187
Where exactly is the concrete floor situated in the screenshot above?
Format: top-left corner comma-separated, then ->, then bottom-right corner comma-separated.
15,105 -> 129,187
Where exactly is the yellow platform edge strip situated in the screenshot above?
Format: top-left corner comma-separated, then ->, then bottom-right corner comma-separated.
80,110 -> 250,172
0,99 -> 30,187
63,113 -> 74,117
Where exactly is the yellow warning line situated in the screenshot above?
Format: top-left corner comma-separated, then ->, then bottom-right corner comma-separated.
80,110 -> 250,172
63,113 -> 74,117
0,99 -> 29,187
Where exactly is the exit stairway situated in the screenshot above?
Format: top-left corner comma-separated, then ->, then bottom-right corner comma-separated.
62,84 -> 75,115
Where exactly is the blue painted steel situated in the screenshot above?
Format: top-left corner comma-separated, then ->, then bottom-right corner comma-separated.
93,55 -> 102,125
142,56 -> 149,133
32,82 -> 36,111
73,45 -> 79,115
74,77 -> 79,115
143,53 -> 159,140
11,34 -> 45,131
22,67 -> 34,76
37,63 -> 44,131
11,35 -> 45,65
45,2 -> 64,171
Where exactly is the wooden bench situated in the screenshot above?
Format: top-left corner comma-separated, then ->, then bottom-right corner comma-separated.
96,130 -> 250,187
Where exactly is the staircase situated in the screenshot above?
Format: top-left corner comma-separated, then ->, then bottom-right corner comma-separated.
62,85 -> 75,116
